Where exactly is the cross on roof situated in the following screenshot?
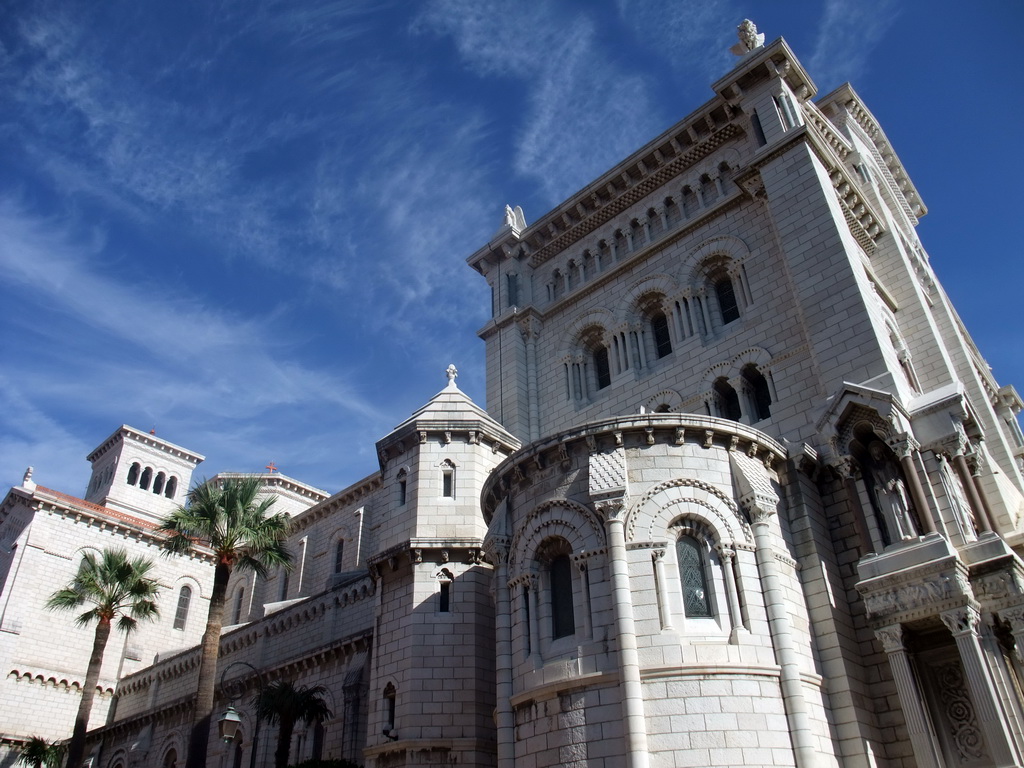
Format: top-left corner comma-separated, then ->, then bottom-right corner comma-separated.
266,461 -> 278,473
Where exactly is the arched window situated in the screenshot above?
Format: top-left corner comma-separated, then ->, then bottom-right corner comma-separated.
127,463 -> 140,486
173,586 -> 192,630
334,539 -> 345,574
741,364 -> 772,422
153,472 -> 166,495
550,555 -> 575,640
397,469 -> 407,506
139,467 -> 153,491
383,683 -> 397,733
593,346 -> 611,390
162,747 -> 178,768
676,536 -> 712,618
232,587 -> 245,624
440,460 -> 455,498
165,476 -> 177,499
714,276 -> 740,324
232,741 -> 244,768
713,377 -> 742,421
651,311 -> 672,358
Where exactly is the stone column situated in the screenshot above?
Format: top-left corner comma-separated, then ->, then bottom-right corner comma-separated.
874,624 -> 943,768
491,546 -> 516,768
600,498 -> 650,768
889,434 -> 937,535
652,549 -> 672,631
656,205 -> 668,230
519,317 -> 541,443
526,576 -> 540,668
942,607 -> 1021,766
719,547 -> 748,642
698,290 -> 712,335
967,448 -> 998,532
749,504 -> 817,768
952,448 -> 993,533
1000,607 -> 1024,665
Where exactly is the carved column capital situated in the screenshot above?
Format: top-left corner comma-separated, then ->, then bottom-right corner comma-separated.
875,623 -> 905,654
596,496 -> 628,523
887,432 -> 920,460
517,315 -> 542,341
941,606 -> 981,637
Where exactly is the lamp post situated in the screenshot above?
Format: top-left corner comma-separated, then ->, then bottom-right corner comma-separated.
218,661 -> 265,768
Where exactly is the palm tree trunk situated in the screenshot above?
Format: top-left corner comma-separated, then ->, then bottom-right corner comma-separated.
66,617 -> 111,768
275,717 -> 295,768
185,562 -> 231,768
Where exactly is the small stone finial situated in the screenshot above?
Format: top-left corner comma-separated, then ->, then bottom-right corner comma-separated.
445,364 -> 459,389
730,19 -> 765,56
22,466 -> 35,491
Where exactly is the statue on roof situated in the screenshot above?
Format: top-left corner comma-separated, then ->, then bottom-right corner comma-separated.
730,19 -> 765,56
446,364 -> 459,388
498,204 -> 527,235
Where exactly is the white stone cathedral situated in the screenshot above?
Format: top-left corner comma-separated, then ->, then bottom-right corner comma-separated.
2,21 -> 1024,768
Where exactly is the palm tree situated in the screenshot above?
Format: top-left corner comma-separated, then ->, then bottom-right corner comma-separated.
46,549 -> 160,768
16,736 -> 66,768
159,477 -> 291,768
254,681 -> 333,768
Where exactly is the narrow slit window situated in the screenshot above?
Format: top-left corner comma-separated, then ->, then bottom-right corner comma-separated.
441,462 -> 455,498
676,536 -> 712,617
232,587 -> 245,624
550,555 -> 575,639
173,585 -> 191,630
651,311 -> 672,358
334,539 -> 345,574
439,581 -> 450,613
715,278 -> 740,324
594,346 -> 611,390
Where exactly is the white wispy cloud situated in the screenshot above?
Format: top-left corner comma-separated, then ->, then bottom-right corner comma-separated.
614,0 -> 738,85
0,196 -> 387,488
415,0 -> 665,205
808,0 -> 901,90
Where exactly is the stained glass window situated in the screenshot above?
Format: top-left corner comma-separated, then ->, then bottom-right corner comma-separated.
676,535 -> 711,617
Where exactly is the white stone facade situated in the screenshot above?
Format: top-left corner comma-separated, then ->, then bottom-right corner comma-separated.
3,23 -> 1024,768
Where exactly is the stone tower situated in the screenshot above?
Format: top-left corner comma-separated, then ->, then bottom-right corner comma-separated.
469,20 -> 1024,768
84,425 -> 205,522
364,367 -> 519,767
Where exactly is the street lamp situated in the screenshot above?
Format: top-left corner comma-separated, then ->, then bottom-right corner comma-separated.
217,661 -> 265,768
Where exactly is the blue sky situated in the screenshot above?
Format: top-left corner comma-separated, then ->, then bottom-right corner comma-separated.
1,1 -> 1020,496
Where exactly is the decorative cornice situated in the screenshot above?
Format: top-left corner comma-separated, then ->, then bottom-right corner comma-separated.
526,124 -> 742,268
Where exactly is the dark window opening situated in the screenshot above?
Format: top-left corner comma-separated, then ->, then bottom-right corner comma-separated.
594,346 -> 611,390
334,539 -> 345,574
715,278 -> 740,324
232,587 -> 245,624
714,378 -> 742,421
550,555 -> 575,640
127,463 -> 140,485
439,581 -> 450,613
742,365 -> 772,421
651,311 -> 672,358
